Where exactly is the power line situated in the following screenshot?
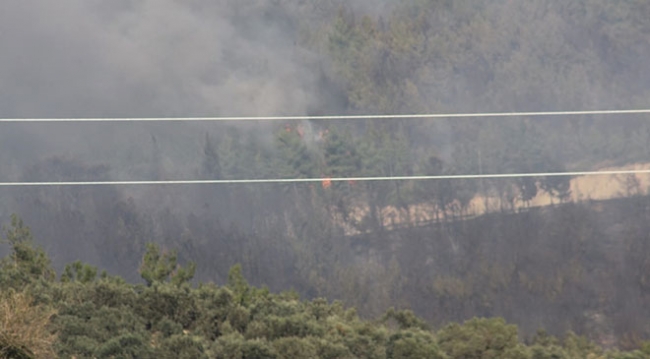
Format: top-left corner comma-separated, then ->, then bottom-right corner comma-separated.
1,169 -> 649,187
1,109 -> 650,123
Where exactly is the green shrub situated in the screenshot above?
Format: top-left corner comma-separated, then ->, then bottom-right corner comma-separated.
94,333 -> 154,359
213,333 -> 278,359
154,317 -> 184,338
136,283 -> 199,328
437,317 -> 521,359
0,215 -> 55,289
273,337 -> 318,358
313,338 -> 355,359
386,328 -> 445,359
158,334 -> 209,359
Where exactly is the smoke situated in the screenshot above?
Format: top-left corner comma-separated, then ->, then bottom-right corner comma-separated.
0,1 -> 325,118
0,0 -> 349,182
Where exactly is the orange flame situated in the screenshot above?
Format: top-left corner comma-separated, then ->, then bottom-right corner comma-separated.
322,178 -> 332,189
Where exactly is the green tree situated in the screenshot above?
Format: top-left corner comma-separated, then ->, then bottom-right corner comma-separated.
139,243 -> 196,287
437,318 -> 525,359
321,127 -> 363,221
274,125 -> 317,180
0,214 -> 55,287
386,328 -> 445,359
61,260 -> 98,284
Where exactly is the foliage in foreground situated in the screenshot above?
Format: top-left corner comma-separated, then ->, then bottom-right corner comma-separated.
2,216 -> 650,358
0,290 -> 56,359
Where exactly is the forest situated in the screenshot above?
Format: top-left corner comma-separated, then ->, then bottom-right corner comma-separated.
2,219 -> 650,358
1,0 -> 650,356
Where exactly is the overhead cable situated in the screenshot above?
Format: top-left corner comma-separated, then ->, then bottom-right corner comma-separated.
1,109 -> 650,123
1,168 -> 649,187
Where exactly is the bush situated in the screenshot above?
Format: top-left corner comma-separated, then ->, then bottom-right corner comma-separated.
158,334 -> 210,359
0,290 -> 56,359
437,317 -> 521,359
386,328 -> 445,359
272,337 -> 318,358
213,333 -> 278,359
94,333 -> 154,359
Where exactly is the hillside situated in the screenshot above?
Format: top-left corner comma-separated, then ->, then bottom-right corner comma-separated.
1,1 -> 650,356
2,220 -> 650,358
353,163 -> 650,232
346,194 -> 650,343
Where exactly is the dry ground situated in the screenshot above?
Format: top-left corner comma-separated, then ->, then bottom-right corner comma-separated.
338,163 -> 650,234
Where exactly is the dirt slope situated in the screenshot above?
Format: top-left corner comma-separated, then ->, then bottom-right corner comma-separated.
340,163 -> 650,234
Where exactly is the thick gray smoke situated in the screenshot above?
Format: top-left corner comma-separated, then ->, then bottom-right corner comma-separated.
0,1 -> 343,180
0,1 -> 322,118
